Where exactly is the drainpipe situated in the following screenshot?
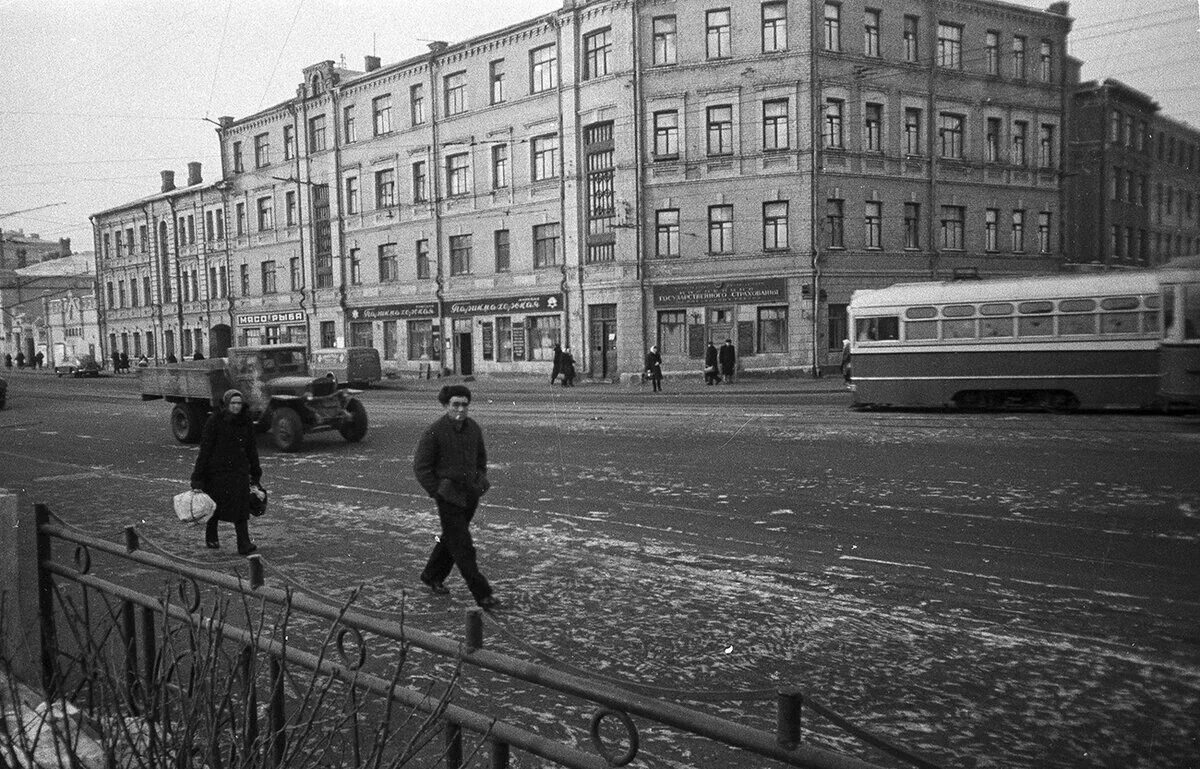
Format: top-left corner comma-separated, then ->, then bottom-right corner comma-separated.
809,4 -> 822,378
140,205 -> 162,361
90,215 -> 107,365
330,84 -> 349,321
291,101 -> 313,352
168,198 -> 185,351
633,12 -> 648,368
428,45 -> 448,372
556,7 -> 573,354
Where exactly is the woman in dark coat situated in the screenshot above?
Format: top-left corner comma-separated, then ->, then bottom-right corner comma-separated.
550,343 -> 563,384
191,389 -> 263,554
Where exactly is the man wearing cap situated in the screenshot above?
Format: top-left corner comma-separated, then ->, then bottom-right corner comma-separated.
412,384 -> 499,610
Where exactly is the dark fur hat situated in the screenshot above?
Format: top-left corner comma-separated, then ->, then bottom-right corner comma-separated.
437,384 -> 473,405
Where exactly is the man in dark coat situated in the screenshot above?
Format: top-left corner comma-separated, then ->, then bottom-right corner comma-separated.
644,345 -> 663,392
560,348 -> 576,387
704,341 -> 719,385
413,384 -> 499,610
719,338 -> 737,384
191,389 -> 263,554
550,343 -> 563,384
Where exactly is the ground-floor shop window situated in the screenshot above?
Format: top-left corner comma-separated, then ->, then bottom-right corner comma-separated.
757,306 -> 787,352
407,320 -> 438,360
495,317 -> 513,362
657,310 -> 686,355
827,303 -> 848,350
264,326 -> 280,345
383,321 -> 398,360
285,324 -> 307,348
527,315 -> 561,361
350,322 -> 372,348
320,321 -> 336,349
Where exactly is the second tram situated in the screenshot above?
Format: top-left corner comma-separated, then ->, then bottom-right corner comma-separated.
1158,255 -> 1200,410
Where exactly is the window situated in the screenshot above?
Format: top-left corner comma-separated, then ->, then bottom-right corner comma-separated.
283,124 -> 295,160
290,256 -> 302,290
903,15 -> 920,63
491,144 -> 509,189
824,99 -> 844,148
863,9 -> 880,57
410,85 -> 425,125
532,134 -> 559,180
494,229 -> 510,272
584,28 -> 612,79
1011,120 -> 1028,166
985,208 -> 999,251
240,264 -> 250,295
285,190 -> 297,226
533,223 -> 561,267
254,133 -> 270,167
1011,210 -> 1025,252
531,45 -> 557,93
411,162 -> 427,202
345,176 -> 359,214
343,105 -> 357,143
904,202 -> 920,249
205,211 -> 215,241
903,108 -> 923,155
1039,40 -> 1053,81
232,141 -> 243,173
940,205 -> 964,250
985,31 -> 999,75
490,60 -> 505,104
864,201 -> 882,249
824,3 -> 841,51
709,205 -> 733,253
416,239 -> 430,280
408,320 -> 437,360
986,117 -> 1002,162
757,307 -> 787,353
235,202 -> 246,236
762,2 -> 787,52
706,9 -> 731,59
375,168 -> 396,208
308,114 -> 326,151
864,103 -> 882,152
936,23 -> 962,69
378,243 -> 398,282
827,199 -> 844,248
257,196 -> 274,230
707,105 -> 733,156
449,234 -> 472,275
261,261 -> 277,294
446,153 -> 469,196
187,215 -> 195,244
444,71 -> 467,115
585,121 -> 616,246
1039,124 -> 1055,168
763,100 -> 789,151
652,16 -> 677,65
655,209 -> 680,258
1011,36 -> 1026,79
938,113 -> 964,159
527,316 -> 562,361
1038,212 -> 1052,254
130,279 -> 139,307
373,94 -> 392,135
118,280 -> 126,307
764,201 -> 789,250
657,310 -> 687,356
654,110 -> 679,157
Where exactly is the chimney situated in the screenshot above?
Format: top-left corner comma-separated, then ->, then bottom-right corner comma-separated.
187,161 -> 203,186
364,55 -> 381,72
59,237 -> 71,256
427,41 -> 448,55
218,116 -> 234,129
160,170 -> 176,193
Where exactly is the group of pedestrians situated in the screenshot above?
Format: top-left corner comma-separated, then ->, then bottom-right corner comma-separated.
4,351 -> 43,369
549,344 -> 576,387
645,338 -> 737,392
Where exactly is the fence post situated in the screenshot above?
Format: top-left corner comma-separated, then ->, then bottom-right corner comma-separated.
464,609 -> 483,652
33,504 -> 59,699
776,688 -> 803,750
269,657 -> 287,767
445,722 -> 463,768
0,491 -> 47,693
489,738 -> 510,769
123,599 -> 139,714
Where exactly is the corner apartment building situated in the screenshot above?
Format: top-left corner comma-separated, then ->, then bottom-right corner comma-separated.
93,0 -> 1074,378
1065,78 -> 1200,267
1,230 -> 74,362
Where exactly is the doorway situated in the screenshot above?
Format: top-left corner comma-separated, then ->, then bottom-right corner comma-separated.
588,304 -> 617,380
708,307 -> 734,345
457,332 -> 473,375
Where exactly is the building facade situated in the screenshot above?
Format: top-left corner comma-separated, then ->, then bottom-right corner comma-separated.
93,0 -> 1079,379
1065,78 -> 1200,267
1,230 -> 74,363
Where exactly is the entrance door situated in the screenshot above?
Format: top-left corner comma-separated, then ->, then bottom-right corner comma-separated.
588,304 -> 617,379
457,332 -> 473,375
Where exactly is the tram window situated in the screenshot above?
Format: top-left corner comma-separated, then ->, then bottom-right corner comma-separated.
942,319 -> 976,338
943,304 -> 975,317
1100,312 -> 1139,334
1059,298 -> 1096,313
980,302 -> 1014,316
1101,296 -> 1139,311
980,317 -> 1013,337
1059,314 -> 1096,335
855,316 -> 899,341
1184,286 -> 1200,339
905,306 -> 937,319
1162,287 -> 1175,338
905,320 -> 938,339
1142,294 -> 1161,333
1018,316 -> 1053,336
1018,300 -> 1053,314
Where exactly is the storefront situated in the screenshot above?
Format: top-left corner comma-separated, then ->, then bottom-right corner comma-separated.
344,302 -> 440,369
651,278 -> 792,371
446,293 -> 564,376
235,310 -> 309,347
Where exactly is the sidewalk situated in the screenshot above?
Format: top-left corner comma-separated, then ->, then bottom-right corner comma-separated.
373,370 -> 849,396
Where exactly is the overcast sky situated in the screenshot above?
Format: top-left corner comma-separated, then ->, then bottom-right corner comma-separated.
1,0 -> 1196,249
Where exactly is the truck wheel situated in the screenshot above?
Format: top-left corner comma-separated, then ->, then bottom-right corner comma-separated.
271,407 -> 304,452
171,403 -> 204,444
338,398 -> 368,442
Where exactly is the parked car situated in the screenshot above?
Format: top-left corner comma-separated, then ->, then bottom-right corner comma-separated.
55,355 -> 101,378
0,375 -> 7,409
310,347 -> 382,389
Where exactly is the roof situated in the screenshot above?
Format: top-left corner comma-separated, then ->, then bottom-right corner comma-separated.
850,271 -> 1161,310
13,252 -> 95,277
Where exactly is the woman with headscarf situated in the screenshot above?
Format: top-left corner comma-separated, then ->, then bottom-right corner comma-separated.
191,389 -> 263,554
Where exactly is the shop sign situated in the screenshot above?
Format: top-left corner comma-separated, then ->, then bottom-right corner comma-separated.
446,293 -> 562,318
235,310 -> 306,325
346,302 -> 438,321
653,278 -> 786,307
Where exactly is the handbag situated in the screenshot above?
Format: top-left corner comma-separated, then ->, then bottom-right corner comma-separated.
174,489 -> 215,523
249,485 -> 268,517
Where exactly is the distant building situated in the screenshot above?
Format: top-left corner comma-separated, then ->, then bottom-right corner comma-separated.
1,231 -> 75,362
1065,78 -> 1200,267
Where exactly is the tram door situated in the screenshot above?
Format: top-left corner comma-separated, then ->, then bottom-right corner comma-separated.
589,304 -> 617,380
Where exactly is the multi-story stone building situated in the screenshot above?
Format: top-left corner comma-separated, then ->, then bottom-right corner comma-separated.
1,230 -> 74,362
93,0 -> 1077,379
1065,78 -> 1200,267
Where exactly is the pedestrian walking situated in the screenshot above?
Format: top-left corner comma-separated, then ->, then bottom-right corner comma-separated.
413,384 -> 499,610
840,339 -> 852,383
644,345 -> 663,392
34,351 -> 44,369
719,338 -> 737,384
550,343 -> 563,385
704,341 -> 719,385
191,389 -> 263,555
3,353 -> 10,368
560,348 -> 576,387
120,352 -> 130,373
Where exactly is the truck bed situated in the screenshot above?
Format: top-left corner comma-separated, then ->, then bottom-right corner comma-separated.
138,360 -> 231,403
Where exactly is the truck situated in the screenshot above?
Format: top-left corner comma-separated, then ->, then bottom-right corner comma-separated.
139,344 -> 368,452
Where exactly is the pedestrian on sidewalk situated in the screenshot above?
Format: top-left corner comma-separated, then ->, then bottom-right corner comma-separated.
719,338 -> 737,384
704,341 -> 719,385
840,339 -> 852,383
413,384 -> 500,611
560,348 -> 576,387
16,351 -> 26,368
120,351 -> 130,372
644,345 -> 663,392
550,343 -> 563,385
191,389 -> 263,555
34,351 -> 44,369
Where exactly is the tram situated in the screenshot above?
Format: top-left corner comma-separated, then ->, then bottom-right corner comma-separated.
848,271 -> 1162,410
1158,255 -> 1200,410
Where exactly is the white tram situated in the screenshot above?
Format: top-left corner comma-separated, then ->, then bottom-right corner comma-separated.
1158,255 -> 1200,410
848,271 -> 1162,410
